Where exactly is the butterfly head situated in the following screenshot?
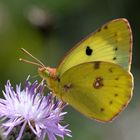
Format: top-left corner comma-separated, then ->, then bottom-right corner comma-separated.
38,66 -> 56,79
38,67 -> 49,79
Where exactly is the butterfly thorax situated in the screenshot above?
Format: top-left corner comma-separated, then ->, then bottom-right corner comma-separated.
38,67 -> 61,98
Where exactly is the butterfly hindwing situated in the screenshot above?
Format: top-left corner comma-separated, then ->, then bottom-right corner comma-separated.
57,18 -> 132,76
58,61 -> 133,122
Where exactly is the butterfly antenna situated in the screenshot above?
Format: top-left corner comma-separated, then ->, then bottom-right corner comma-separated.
19,58 -> 43,67
20,48 -> 45,67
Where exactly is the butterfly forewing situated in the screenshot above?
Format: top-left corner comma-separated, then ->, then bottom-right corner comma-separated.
57,18 -> 132,77
58,62 -> 133,122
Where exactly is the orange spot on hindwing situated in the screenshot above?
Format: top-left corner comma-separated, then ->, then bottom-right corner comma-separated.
93,77 -> 104,89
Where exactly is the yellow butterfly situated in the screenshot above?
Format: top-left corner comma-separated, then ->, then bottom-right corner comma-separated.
21,18 -> 133,122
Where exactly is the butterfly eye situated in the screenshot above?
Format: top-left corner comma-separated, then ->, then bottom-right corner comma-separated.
38,67 -> 50,78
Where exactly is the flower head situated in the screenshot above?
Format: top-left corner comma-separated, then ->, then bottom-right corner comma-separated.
0,77 -> 71,140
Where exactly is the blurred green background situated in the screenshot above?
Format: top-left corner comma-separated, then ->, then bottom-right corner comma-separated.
0,0 -> 139,140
